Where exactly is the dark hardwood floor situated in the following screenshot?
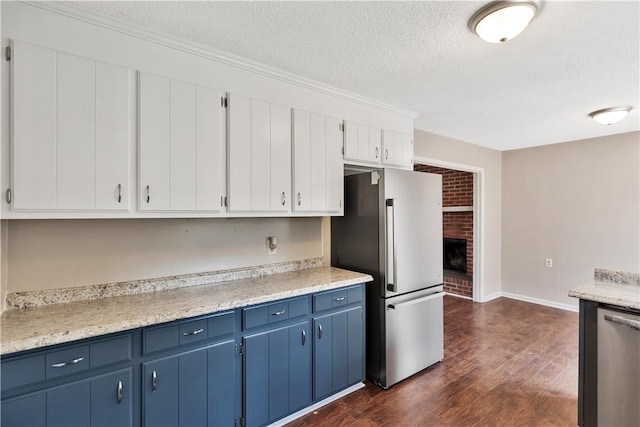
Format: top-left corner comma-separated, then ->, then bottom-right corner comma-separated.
288,296 -> 579,426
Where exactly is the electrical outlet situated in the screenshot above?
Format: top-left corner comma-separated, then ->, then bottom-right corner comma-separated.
545,258 -> 553,268
267,236 -> 277,255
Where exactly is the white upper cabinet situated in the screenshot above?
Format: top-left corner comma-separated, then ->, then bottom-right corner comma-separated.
292,109 -> 343,214
138,72 -> 224,212
10,40 -> 132,211
382,129 -> 413,169
227,94 -> 291,213
344,120 -> 381,166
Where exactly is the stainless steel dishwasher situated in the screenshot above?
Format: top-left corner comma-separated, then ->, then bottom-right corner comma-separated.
597,307 -> 640,426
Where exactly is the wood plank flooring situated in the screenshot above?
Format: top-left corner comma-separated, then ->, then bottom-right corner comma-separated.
287,296 -> 579,426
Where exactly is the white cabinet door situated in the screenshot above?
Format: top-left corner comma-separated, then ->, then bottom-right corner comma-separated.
343,120 -> 359,162
227,94 -> 291,213
343,120 -> 381,166
309,113 -> 327,211
292,109 -> 344,214
382,129 -> 412,168
95,62 -> 132,211
139,73 -> 171,211
368,127 -> 382,164
270,104 -> 291,212
139,72 -> 223,212
292,110 -> 311,211
325,117 -> 344,213
10,40 -> 131,212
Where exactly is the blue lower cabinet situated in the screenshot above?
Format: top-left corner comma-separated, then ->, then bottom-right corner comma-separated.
244,321 -> 311,427
143,341 -> 236,427
1,368 -> 132,427
1,392 -> 46,427
313,306 -> 365,400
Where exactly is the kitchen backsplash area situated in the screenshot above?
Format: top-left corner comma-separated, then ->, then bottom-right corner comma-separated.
1,217 -> 324,310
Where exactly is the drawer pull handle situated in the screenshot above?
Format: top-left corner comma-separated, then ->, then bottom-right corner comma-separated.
271,310 -> 286,316
335,297 -> 346,302
152,370 -> 157,392
302,329 -> 306,346
117,380 -> 123,404
182,328 -> 204,336
51,357 -> 84,368
318,324 -> 323,339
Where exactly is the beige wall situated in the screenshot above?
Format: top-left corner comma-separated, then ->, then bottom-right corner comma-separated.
502,131 -> 640,308
413,129 -> 503,300
3,217 -> 323,297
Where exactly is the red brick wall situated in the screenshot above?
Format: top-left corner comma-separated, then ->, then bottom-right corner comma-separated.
414,164 -> 474,298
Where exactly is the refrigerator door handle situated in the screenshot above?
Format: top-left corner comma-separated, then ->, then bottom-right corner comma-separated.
386,199 -> 397,292
387,292 -> 445,309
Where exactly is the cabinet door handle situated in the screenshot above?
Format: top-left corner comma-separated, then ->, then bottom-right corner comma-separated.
302,329 -> 306,346
375,147 -> 379,159
152,370 -> 157,392
117,184 -> 122,203
271,310 -> 286,316
281,191 -> 286,206
335,297 -> 345,302
146,185 -> 150,204
51,357 -> 84,368
318,324 -> 323,340
117,380 -> 123,404
385,149 -> 389,160
182,328 -> 204,336
297,192 -> 302,206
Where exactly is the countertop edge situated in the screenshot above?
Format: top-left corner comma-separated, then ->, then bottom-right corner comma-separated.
1,269 -> 373,355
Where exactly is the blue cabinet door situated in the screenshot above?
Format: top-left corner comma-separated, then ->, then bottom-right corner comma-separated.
144,343 -> 236,427
347,306 -> 365,385
245,321 -> 311,427
1,393 -> 46,427
289,322 -> 311,412
143,356 -> 179,427
313,314 -> 334,400
207,340 -> 236,427
314,306 -> 365,400
47,380 -> 91,427
244,332 -> 269,427
90,369 -> 133,427
178,349 -> 208,427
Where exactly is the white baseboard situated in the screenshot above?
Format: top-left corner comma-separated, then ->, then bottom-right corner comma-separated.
500,292 -> 579,312
481,292 -> 502,302
268,382 -> 365,427
444,292 -> 473,301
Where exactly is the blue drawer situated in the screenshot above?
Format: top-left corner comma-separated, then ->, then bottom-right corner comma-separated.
243,297 -> 309,330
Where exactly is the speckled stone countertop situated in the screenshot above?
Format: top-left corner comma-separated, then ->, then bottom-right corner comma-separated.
1,267 -> 372,355
568,268 -> 640,310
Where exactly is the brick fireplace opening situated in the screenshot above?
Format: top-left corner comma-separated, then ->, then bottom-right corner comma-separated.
414,164 -> 474,298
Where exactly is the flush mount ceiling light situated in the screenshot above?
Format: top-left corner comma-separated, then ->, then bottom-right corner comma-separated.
469,0 -> 541,43
588,106 -> 633,125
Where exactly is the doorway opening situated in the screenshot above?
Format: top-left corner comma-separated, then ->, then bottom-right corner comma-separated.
413,157 -> 484,302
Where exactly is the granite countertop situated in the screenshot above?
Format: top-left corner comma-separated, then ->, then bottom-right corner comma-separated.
1,266 -> 373,355
568,268 -> 640,310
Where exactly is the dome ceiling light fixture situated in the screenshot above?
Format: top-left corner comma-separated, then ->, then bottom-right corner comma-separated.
588,106 -> 633,125
469,0 -> 541,43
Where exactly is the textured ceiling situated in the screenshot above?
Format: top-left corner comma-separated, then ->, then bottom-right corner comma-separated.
66,1 -> 640,151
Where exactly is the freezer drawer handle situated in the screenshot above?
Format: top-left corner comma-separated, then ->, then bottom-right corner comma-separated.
385,199 -> 397,292
604,314 -> 640,332
387,292 -> 444,310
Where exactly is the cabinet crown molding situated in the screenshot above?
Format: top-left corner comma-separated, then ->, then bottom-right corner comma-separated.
26,1 -> 418,119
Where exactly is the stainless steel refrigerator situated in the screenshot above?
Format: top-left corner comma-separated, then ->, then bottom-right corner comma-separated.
331,168 -> 444,389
